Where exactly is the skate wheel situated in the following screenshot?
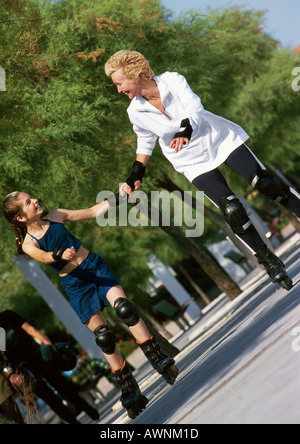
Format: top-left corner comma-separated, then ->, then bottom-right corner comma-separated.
279,277 -> 293,291
127,395 -> 149,419
163,365 -> 179,386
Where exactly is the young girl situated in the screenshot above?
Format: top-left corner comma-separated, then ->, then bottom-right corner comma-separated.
2,186 -> 178,419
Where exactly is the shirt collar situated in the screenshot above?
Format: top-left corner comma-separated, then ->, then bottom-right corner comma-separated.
130,74 -> 171,112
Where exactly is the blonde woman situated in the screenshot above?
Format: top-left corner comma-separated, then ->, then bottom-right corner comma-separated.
105,50 -> 300,291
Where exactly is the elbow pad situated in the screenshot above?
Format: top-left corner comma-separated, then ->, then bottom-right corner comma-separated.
173,118 -> 193,140
126,160 -> 146,190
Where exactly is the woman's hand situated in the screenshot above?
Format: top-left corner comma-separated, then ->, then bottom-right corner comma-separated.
169,137 -> 189,153
126,180 -> 141,195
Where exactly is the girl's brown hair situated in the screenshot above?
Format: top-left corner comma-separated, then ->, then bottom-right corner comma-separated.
2,191 -> 26,255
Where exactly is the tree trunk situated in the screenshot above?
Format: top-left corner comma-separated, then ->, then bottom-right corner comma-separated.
144,199 -> 242,301
175,263 -> 211,306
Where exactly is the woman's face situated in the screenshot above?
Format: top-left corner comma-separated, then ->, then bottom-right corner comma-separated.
111,69 -> 140,100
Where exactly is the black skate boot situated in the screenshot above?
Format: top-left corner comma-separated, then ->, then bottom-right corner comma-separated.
138,336 -> 179,385
112,361 -> 149,419
255,245 -> 293,291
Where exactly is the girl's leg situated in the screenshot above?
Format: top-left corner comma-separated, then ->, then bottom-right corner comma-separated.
106,286 -> 178,385
106,286 -> 151,343
85,309 -> 124,371
85,295 -> 149,419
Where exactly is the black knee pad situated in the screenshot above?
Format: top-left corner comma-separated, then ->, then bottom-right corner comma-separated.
251,171 -> 291,203
94,325 -> 116,355
219,194 -> 253,235
114,298 -> 140,327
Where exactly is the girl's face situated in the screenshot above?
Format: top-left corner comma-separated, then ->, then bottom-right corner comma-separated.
111,69 -> 141,100
16,192 -> 43,224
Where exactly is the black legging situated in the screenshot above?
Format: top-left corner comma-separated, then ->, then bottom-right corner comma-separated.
192,144 -> 300,252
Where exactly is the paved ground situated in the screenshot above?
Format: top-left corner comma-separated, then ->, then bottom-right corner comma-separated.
88,233 -> 300,425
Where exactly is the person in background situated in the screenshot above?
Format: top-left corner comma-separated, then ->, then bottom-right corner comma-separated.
0,310 -> 99,424
0,351 -> 24,424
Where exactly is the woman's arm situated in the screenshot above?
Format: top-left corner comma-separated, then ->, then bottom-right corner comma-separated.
166,72 -> 204,130
136,154 -> 150,166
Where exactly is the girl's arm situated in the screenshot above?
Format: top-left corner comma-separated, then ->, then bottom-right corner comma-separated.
48,183 -> 128,223
22,239 -> 76,264
47,200 -> 110,224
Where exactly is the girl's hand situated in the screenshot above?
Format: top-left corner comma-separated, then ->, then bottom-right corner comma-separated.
119,182 -> 128,198
62,247 -> 77,261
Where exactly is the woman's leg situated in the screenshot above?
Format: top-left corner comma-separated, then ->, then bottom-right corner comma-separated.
192,168 -> 266,252
226,144 -> 300,217
192,162 -> 293,289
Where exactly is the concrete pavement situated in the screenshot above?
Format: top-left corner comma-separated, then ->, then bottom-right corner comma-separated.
90,233 -> 300,425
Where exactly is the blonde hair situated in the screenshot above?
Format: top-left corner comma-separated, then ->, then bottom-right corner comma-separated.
105,50 -> 154,80
2,191 -> 26,255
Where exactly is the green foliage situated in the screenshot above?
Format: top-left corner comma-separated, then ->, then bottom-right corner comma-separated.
0,0 -> 299,336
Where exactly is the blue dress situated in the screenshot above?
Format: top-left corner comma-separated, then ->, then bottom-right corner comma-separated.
27,220 -> 119,323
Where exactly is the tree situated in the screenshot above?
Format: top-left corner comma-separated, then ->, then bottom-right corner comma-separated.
1,0 -> 299,337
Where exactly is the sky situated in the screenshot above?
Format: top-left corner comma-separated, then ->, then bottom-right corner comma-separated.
160,0 -> 300,49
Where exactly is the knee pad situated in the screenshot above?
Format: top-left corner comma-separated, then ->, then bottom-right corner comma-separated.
114,298 -> 140,327
94,325 -> 116,355
251,171 -> 291,203
219,195 -> 253,235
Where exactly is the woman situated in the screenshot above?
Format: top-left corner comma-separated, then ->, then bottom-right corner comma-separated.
2,187 -> 178,419
105,50 -> 300,291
